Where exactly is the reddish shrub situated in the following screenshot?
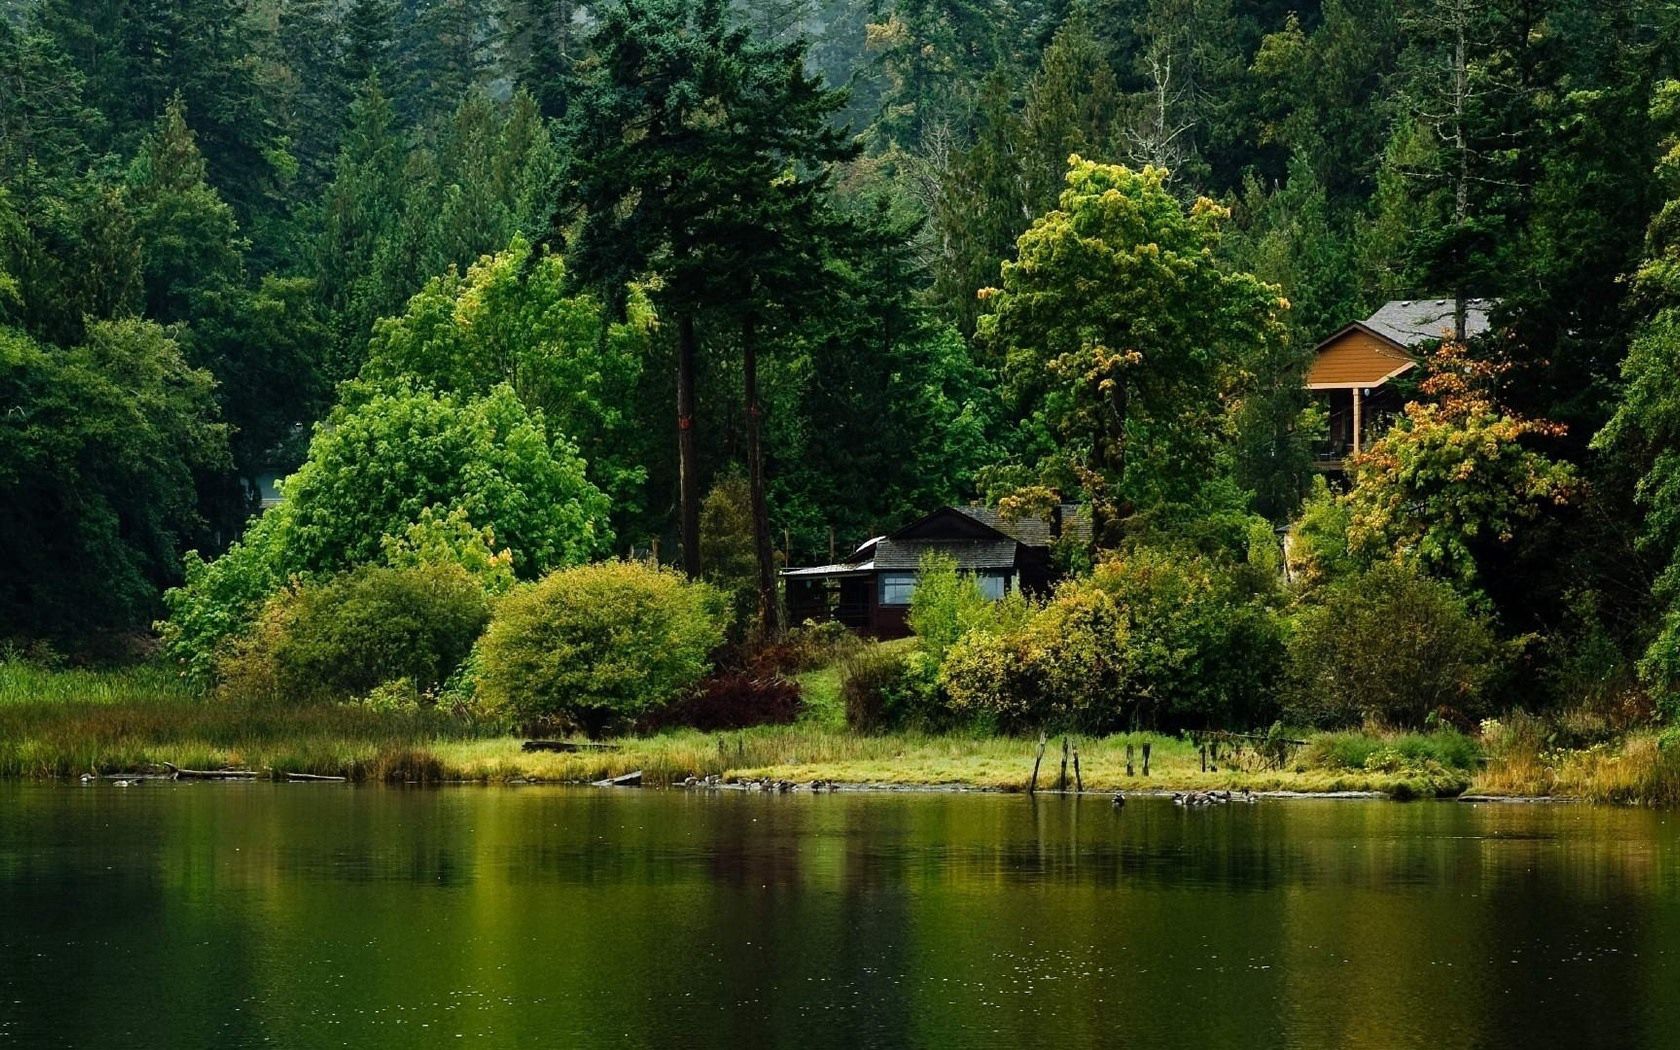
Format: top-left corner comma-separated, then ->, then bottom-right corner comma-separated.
640,673 -> 804,731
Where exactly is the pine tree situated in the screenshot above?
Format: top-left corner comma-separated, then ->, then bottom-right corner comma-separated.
556,0 -> 856,629
125,95 -> 245,328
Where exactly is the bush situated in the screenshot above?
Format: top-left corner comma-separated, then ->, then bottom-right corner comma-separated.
1305,729 -> 1481,773
941,584 -> 1130,733
217,561 -> 491,705
1086,547 -> 1285,728
642,673 -> 803,731
699,474 -> 759,638
476,561 -> 728,733
938,547 -> 1284,733
909,550 -> 1032,663
841,643 -> 939,732
1285,562 -> 1501,729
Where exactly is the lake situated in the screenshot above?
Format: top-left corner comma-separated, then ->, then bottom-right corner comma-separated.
2,783 -> 1678,1048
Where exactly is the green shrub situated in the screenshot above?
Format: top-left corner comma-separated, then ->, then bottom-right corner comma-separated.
841,643 -> 939,732
941,584 -> 1130,733
938,547 -> 1285,733
1086,547 -> 1285,728
699,474 -> 759,637
475,561 -> 728,733
216,561 -> 491,705
1285,562 -> 1501,729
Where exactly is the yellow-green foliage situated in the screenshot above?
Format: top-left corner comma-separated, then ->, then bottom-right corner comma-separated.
476,560 -> 728,730
942,582 -> 1128,732
217,561 -> 491,705
940,548 -> 1284,732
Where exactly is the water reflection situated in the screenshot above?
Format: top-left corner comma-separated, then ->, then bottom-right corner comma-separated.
2,785 -> 1678,1048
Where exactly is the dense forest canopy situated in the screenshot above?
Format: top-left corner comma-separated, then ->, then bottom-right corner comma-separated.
4,0 -> 1680,721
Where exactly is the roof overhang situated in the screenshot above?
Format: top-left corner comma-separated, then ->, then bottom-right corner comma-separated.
779,562 -> 877,580
1306,359 -> 1419,390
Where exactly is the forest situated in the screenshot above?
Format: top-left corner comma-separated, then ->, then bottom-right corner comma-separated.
6,0 -> 1680,767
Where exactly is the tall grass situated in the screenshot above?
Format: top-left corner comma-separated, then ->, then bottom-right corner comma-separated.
1472,716 -> 1680,805
1,659 -> 1480,795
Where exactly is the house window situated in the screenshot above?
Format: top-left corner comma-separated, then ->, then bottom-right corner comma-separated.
880,573 -> 916,606
976,573 -> 1008,601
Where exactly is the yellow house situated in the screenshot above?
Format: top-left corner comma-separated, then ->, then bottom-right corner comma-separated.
1308,298 -> 1492,468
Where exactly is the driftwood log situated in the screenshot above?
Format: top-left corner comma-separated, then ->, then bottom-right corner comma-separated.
522,740 -> 622,753
164,762 -> 258,780
285,772 -> 348,782
591,770 -> 643,788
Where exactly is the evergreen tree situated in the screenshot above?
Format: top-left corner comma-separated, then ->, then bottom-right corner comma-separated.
556,0 -> 856,615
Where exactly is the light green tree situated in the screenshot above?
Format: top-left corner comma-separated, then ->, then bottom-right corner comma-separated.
979,156 -> 1288,549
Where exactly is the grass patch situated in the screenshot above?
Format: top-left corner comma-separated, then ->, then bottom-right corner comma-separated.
1471,727 -> 1680,805
0,659 -> 1476,796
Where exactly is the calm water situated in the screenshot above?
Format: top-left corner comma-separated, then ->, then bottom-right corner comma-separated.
3,784 -> 1679,1049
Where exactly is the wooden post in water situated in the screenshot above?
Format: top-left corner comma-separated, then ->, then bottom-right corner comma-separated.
1126,744 -> 1134,777
1073,744 -> 1083,792
1142,741 -> 1152,777
1029,734 -> 1047,793
1058,736 -> 1069,791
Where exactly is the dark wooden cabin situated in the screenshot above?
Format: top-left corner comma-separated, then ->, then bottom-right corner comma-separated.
781,505 -> 1088,639
1309,298 -> 1494,472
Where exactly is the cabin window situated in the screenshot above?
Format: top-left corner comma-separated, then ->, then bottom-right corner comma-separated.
976,573 -> 1008,601
880,573 -> 917,606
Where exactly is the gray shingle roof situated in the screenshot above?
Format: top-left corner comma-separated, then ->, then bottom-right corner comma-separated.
872,538 -> 1020,571
958,504 -> 1091,546
1363,299 -> 1495,347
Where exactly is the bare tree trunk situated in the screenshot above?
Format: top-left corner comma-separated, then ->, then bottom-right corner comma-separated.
1452,4 -> 1469,342
677,311 -> 701,577
743,314 -> 779,638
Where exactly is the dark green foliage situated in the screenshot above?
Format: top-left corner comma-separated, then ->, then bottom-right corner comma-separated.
841,642 -> 936,732
1285,562 -> 1501,729
0,319 -> 228,640
217,561 -> 490,705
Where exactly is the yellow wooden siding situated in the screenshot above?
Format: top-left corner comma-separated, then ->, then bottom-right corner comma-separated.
1307,330 -> 1415,388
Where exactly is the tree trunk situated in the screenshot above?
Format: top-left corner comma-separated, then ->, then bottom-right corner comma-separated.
743,314 -> 780,638
677,311 -> 701,578
1452,4 -> 1469,343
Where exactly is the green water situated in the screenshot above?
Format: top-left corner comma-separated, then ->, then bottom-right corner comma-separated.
2,784 -> 1678,1048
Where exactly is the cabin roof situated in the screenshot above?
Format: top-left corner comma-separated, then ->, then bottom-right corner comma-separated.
1363,298 -> 1495,347
779,504 -> 1088,579
873,537 -> 1021,571
1307,299 -> 1498,390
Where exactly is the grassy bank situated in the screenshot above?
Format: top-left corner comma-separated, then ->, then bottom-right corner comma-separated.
1,660 -> 1485,793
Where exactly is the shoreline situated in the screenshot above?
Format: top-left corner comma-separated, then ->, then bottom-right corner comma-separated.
39,769 -> 1591,804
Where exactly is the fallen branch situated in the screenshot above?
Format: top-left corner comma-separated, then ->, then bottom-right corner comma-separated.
285,772 -> 347,782
522,740 -> 622,753
591,770 -> 643,788
164,762 -> 259,780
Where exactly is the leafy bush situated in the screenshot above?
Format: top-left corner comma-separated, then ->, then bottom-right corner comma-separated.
909,550 -> 1032,662
939,547 -> 1284,733
475,561 -> 728,733
642,673 -> 803,731
699,474 -> 759,637
161,385 -> 612,683
217,562 -> 491,705
841,643 -> 940,732
1086,547 -> 1285,728
747,620 -> 860,677
942,584 -> 1130,732
1285,562 -> 1501,729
